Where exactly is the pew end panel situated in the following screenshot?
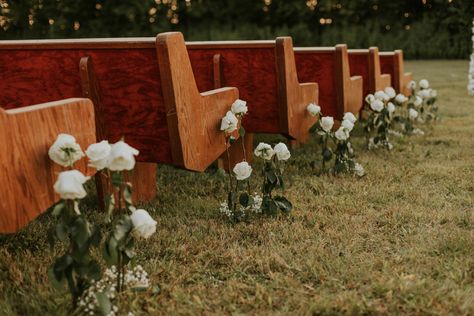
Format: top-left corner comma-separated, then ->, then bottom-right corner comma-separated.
0,98 -> 96,234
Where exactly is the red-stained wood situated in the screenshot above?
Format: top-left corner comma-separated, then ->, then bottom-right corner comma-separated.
348,47 -> 391,102
0,98 -> 96,234
295,44 -> 363,119
380,50 -> 413,96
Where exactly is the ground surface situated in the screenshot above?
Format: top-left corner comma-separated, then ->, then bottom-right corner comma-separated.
0,60 -> 473,315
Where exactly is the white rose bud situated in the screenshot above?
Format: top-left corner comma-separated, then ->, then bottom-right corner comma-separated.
273,142 -> 291,161
414,96 -> 423,106
48,133 -> 85,167
430,89 -> 438,98
395,94 -> 408,104
231,99 -> 248,117
409,108 -> 419,120
374,91 -> 390,101
320,116 -> 334,132
254,142 -> 275,160
220,111 -> 238,134
419,79 -> 429,89
343,112 -> 357,124
408,80 -> 416,90
334,127 -> 349,141
233,161 -> 252,180
86,140 -> 111,170
384,87 -> 396,99
130,209 -> 157,239
417,89 -> 431,99
370,100 -> 384,112
365,94 -> 375,104
341,119 -> 354,132
306,103 -> 321,117
54,170 -> 90,200
108,141 -> 139,171
387,102 -> 396,114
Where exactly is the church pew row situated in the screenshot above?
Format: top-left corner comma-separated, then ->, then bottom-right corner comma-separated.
0,98 -> 96,234
380,50 -> 413,96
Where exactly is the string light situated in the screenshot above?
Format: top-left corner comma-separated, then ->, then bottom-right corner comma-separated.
306,0 -> 317,11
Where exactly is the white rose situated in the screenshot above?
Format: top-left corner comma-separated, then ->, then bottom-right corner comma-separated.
53,170 -> 90,200
233,161 -> 252,180
395,94 -> 408,104
306,103 -> 321,117
365,94 -> 375,104
374,91 -> 390,101
86,140 -> 111,170
343,112 -> 357,124
48,133 -> 85,167
273,142 -> 291,161
353,163 -> 365,177
417,89 -> 431,99
370,100 -> 384,112
130,209 -> 157,239
414,96 -> 423,106
220,111 -> 238,134
341,119 -> 354,132
108,141 -> 139,171
419,79 -> 429,89
334,127 -> 349,141
409,108 -> 418,120
254,142 -> 274,160
384,87 -> 396,99
387,102 -> 396,114
408,80 -> 416,90
430,89 -> 438,98
320,116 -> 334,132
231,99 -> 248,117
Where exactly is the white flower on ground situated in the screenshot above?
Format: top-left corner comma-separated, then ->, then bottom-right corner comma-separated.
365,94 -> 375,104
108,141 -> 139,171
306,103 -> 321,117
353,163 -> 365,177
130,209 -> 157,239
409,108 -> 419,120
408,80 -> 416,90
384,87 -> 396,99
419,79 -> 430,89
254,142 -> 274,160
85,140 -> 111,170
48,134 -> 85,167
220,111 -> 238,134
374,91 -> 390,101
370,100 -> 384,112
54,170 -> 90,200
341,119 -> 354,132
414,96 -> 423,107
343,112 -> 357,124
395,94 -> 408,104
412,128 -> 425,136
387,102 -> 396,114
231,99 -> 248,117
233,161 -> 252,180
320,116 -> 334,132
273,142 -> 291,161
334,127 -> 349,141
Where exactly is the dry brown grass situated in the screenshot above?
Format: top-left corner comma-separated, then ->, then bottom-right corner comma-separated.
1,60 -> 473,315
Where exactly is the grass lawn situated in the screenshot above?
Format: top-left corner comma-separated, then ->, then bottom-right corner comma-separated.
1,60 -> 473,315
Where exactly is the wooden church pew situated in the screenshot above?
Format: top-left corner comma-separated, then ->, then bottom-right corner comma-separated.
348,47 -> 392,104
295,44 -> 363,119
0,32 -> 239,202
0,98 -> 96,234
379,50 -> 413,96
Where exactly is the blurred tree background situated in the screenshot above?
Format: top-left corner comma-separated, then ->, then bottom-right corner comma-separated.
0,0 -> 472,59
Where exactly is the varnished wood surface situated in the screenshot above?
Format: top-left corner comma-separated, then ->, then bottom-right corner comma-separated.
380,50 -> 413,96
0,98 -> 96,234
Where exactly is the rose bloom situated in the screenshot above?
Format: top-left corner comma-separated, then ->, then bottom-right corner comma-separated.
370,100 -> 384,112
86,140 -> 111,170
334,127 -> 349,141
54,170 -> 90,200
130,209 -> 157,239
220,111 -> 238,133
306,103 -> 321,117
343,112 -> 357,124
233,161 -> 252,180
231,99 -> 248,117
48,133 -> 85,167
108,141 -> 139,171
320,116 -> 334,132
273,142 -> 291,161
384,87 -> 396,99
254,142 -> 274,160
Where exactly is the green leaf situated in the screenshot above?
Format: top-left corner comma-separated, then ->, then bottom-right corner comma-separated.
71,217 -> 89,249
111,172 -> 123,187
262,196 -> 278,216
274,196 -> 293,213
47,266 -> 64,291
103,237 -> 119,266
51,202 -> 65,217
55,223 -> 68,242
265,170 -> 277,184
227,191 -> 237,208
239,192 -> 250,207
123,184 -> 133,206
113,215 -> 133,241
95,291 -> 112,316
105,194 -> 115,223
54,254 -> 73,272
229,136 -> 236,145
87,260 -> 101,280
323,148 -> 333,162
239,126 -> 246,137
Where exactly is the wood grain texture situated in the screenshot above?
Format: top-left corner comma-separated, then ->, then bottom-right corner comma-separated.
156,32 -> 239,172
0,98 -> 96,234
380,50 -> 413,96
348,47 -> 392,103
187,38 -> 318,142
295,44 -> 363,119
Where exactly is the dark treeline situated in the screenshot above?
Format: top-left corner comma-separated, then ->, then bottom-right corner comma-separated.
0,0 -> 472,59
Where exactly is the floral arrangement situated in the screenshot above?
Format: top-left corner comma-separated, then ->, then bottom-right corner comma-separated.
47,134 -> 157,313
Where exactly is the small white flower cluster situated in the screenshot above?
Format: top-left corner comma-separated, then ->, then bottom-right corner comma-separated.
78,265 -> 149,316
366,86 -> 403,116
468,19 -> 474,96
220,99 -> 248,133
254,142 -> 291,161
219,193 -> 263,219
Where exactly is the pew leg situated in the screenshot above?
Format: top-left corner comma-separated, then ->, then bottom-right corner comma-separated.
128,162 -> 157,202
289,139 -> 300,149
220,133 -> 254,171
